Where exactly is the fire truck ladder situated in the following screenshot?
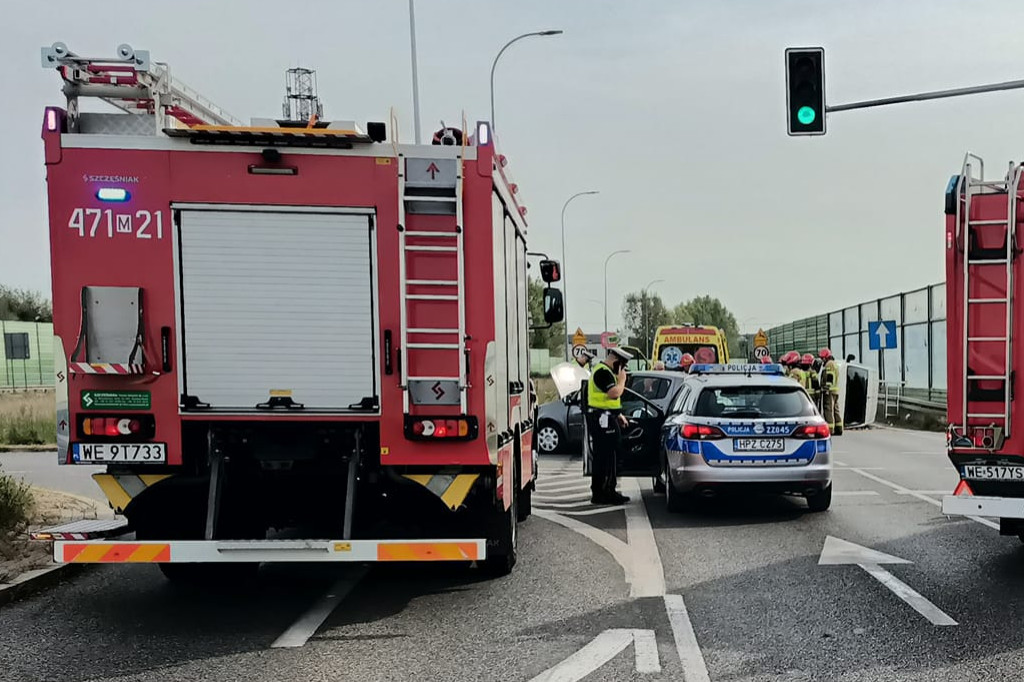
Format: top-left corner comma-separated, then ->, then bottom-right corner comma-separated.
958,153 -> 1023,439
397,152 -> 468,412
40,42 -> 242,133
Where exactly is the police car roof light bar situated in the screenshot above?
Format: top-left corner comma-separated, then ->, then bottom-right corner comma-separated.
690,363 -> 785,376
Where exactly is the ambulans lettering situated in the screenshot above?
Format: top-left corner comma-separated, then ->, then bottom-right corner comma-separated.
68,209 -> 164,240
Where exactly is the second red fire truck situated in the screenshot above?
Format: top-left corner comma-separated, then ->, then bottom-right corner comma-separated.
35,42 -> 563,581
942,153 -> 1024,537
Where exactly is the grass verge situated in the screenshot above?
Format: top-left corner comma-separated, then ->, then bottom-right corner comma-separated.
0,390 -> 55,446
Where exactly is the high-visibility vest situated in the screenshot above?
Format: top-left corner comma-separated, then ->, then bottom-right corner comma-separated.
789,367 -> 807,389
823,359 -> 840,394
587,362 -> 622,410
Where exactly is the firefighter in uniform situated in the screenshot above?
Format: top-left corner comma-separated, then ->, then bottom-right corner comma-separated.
679,353 -> 695,373
819,348 -> 843,434
801,353 -> 820,405
587,347 -> 633,505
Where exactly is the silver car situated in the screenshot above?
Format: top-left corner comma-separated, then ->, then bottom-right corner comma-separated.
659,364 -> 833,512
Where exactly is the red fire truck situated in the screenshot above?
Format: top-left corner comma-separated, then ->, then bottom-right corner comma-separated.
942,153 -> 1024,535
34,42 -> 563,580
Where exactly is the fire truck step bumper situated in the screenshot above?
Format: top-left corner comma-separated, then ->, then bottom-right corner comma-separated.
53,538 -> 486,564
942,494 -> 1024,519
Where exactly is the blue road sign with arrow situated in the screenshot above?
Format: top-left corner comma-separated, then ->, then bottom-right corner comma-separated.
868,320 -> 898,351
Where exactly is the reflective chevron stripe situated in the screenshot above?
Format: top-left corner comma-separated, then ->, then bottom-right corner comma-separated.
92,473 -> 172,513
62,543 -> 171,563
402,473 -> 479,510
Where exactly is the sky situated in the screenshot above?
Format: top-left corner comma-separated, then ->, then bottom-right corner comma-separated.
3,0 -> 1024,334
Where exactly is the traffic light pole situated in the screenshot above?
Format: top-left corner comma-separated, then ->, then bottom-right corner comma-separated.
827,77 -> 1024,113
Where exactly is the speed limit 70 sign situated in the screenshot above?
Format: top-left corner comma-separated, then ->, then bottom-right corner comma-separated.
754,345 -> 769,359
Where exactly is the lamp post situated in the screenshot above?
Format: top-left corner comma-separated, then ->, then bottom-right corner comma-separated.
489,30 -> 564,130
559,190 -> 599,360
603,249 -> 631,333
641,278 -> 665,354
407,0 -> 422,144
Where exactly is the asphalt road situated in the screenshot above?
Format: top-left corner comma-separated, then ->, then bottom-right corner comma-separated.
5,428 -> 1024,681
0,451 -> 104,502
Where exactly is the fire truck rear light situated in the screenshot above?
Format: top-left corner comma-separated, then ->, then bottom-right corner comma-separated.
96,187 -> 130,202
77,414 -> 156,440
46,108 -> 58,131
404,416 -> 479,442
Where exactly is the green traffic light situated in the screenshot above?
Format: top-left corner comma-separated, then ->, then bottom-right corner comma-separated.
797,106 -> 817,125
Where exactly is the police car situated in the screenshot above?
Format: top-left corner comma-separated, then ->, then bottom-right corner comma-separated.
657,363 -> 832,512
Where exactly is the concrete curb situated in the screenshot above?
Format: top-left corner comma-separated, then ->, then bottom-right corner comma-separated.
0,562 -> 84,608
0,445 -> 57,453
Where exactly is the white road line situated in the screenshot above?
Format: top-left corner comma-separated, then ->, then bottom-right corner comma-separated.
536,482 -> 592,494
535,510 -> 635,585
664,594 -> 712,682
621,478 -> 665,598
632,629 -> 662,674
845,466 -> 1000,530
271,567 -> 367,648
833,490 -> 880,496
531,500 -> 597,509
859,563 -> 958,626
533,491 -> 592,502
894,490 -> 951,495
543,505 -> 627,517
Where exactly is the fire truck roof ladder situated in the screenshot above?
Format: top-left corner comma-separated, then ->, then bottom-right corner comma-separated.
41,42 -> 242,135
397,150 -> 467,413
957,153 -> 1022,442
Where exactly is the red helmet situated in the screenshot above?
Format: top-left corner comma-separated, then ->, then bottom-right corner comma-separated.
801,353 -> 815,367
680,353 -> 695,367
780,351 -> 798,366
761,355 -> 773,364
819,348 -> 833,360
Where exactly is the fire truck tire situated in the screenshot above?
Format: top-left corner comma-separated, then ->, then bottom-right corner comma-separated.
482,487 -> 518,576
517,480 -> 532,521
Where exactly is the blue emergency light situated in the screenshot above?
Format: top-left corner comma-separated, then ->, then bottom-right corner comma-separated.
690,363 -> 785,376
96,187 -> 130,202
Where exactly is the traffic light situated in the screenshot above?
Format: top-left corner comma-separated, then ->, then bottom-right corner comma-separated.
785,47 -> 826,135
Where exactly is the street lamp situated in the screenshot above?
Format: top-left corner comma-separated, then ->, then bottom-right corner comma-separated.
407,0 -> 422,144
560,190 -> 599,360
641,278 -> 665,354
489,30 -> 564,130
603,249 -> 631,333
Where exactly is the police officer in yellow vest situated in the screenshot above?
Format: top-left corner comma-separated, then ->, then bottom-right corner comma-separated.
819,348 -> 843,434
587,347 -> 633,505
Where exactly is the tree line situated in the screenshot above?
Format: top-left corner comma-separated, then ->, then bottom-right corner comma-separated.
0,286 -> 52,322
528,278 -> 741,358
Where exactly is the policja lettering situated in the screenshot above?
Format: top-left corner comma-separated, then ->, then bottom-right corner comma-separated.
587,347 -> 633,505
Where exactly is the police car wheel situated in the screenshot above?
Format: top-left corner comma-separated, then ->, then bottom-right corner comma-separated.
652,475 -> 666,494
806,484 -> 832,512
664,462 -> 690,513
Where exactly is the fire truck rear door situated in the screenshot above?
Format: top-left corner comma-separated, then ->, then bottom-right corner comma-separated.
175,207 -> 377,412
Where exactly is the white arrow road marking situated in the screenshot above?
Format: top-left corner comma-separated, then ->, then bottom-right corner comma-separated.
545,505 -> 628,517
533,491 -> 593,502
819,536 -> 957,626
536,478 -> 710,677
528,629 -> 660,681
272,567 -> 368,648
